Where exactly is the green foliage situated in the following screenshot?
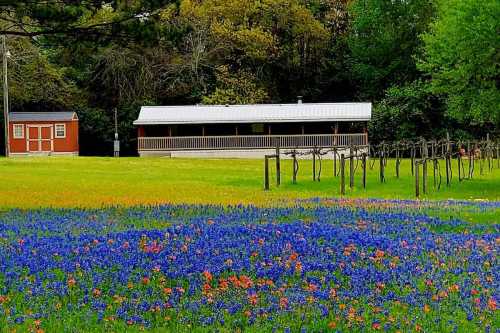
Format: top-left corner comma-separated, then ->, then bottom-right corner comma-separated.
369,81 -> 445,141
202,66 -> 268,105
418,0 -> 500,125
348,0 -> 434,100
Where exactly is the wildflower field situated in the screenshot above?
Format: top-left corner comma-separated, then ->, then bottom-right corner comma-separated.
0,199 -> 498,332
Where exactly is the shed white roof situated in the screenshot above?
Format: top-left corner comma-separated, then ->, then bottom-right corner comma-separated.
133,103 -> 371,125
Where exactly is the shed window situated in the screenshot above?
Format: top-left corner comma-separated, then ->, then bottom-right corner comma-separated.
13,124 -> 24,139
55,124 -> 66,138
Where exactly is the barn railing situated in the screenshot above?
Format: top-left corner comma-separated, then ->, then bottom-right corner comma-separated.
138,133 -> 368,151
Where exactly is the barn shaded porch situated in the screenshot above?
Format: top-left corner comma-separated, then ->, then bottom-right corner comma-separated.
137,122 -> 368,153
139,122 -> 365,137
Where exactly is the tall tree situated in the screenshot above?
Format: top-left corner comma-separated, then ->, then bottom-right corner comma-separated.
418,0 -> 500,126
347,0 -> 434,100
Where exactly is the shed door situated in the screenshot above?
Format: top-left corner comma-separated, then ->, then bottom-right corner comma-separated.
27,125 -> 53,152
27,126 -> 40,151
40,127 -> 52,151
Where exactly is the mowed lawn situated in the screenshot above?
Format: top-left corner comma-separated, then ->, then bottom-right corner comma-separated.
0,156 -> 498,209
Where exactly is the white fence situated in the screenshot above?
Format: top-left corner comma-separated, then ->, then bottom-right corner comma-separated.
138,133 -> 368,151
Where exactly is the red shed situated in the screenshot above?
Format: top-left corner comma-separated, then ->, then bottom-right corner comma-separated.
8,112 -> 79,156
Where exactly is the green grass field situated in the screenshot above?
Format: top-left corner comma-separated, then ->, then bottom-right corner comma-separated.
0,156 -> 498,209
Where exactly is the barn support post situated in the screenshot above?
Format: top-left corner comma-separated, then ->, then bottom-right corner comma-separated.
275,146 -> 281,187
349,146 -> 354,188
264,156 -> 270,191
340,154 -> 345,195
362,153 -> 367,189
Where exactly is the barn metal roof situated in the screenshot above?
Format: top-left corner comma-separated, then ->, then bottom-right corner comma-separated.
9,112 -> 77,122
133,103 -> 372,125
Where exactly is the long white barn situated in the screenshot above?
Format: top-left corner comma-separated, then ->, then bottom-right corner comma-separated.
134,102 -> 371,158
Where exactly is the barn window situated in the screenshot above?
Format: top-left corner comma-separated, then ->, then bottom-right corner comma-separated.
13,124 -> 24,139
55,124 -> 66,138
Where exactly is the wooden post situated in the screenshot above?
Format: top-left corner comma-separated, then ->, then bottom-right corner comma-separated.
362,153 -> 367,189
422,139 -> 427,159
433,159 -> 437,187
458,153 -> 462,181
333,148 -> 337,177
468,147 -> 472,178
469,148 -> 475,179
379,151 -> 384,183
340,154 -> 345,195
411,145 -> 415,176
479,145 -> 484,176
445,154 -> 450,186
276,146 -> 281,186
312,149 -> 316,181
422,159 -> 427,194
486,133 -> 491,171
349,146 -> 354,188
446,132 -> 451,155
497,145 -> 499,168
396,146 -> 400,178
415,161 -> 420,197
292,152 -> 297,184
264,156 -> 270,190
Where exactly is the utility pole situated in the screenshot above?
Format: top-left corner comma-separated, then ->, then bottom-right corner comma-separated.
2,35 -> 10,157
113,108 -> 120,157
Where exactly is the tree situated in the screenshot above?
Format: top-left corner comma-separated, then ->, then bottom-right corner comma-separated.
0,0 -> 175,45
368,81 -> 445,142
202,65 -> 268,105
179,0 -> 329,101
347,0 -> 434,100
418,0 -> 500,126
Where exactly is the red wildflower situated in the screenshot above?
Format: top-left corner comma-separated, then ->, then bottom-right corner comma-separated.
487,297 -> 496,311
248,293 -> 258,306
92,289 -> 102,298
374,249 -> 385,258
67,277 -> 76,288
279,297 -> 289,309
202,270 -> 213,282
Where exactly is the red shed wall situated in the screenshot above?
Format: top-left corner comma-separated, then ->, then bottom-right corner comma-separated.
9,120 -> 79,154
